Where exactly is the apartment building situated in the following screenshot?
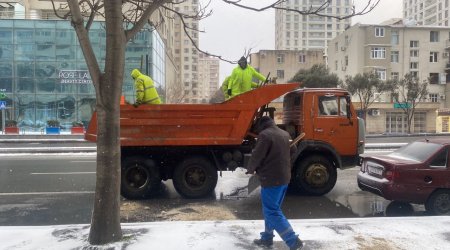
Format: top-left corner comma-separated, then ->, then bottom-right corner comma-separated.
198,53 -> 219,103
249,50 -> 325,83
275,0 -> 352,51
403,0 -> 450,26
173,0 -> 201,103
328,22 -> 450,134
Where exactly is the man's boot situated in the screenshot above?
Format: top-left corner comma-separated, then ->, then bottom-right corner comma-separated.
253,238 -> 273,248
289,237 -> 304,250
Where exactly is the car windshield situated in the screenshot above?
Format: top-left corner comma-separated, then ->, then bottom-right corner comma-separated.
389,141 -> 443,162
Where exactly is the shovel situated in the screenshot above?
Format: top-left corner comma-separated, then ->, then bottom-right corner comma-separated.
247,132 -> 306,195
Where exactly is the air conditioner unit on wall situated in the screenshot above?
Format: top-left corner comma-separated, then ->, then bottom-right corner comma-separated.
370,109 -> 381,116
443,52 -> 449,58
440,94 -> 446,100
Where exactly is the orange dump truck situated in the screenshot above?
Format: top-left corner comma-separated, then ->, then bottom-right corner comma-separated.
85,83 -> 365,199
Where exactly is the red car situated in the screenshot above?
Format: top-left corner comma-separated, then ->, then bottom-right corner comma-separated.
357,138 -> 449,215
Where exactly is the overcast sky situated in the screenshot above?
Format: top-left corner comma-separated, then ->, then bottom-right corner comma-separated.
199,0 -> 403,83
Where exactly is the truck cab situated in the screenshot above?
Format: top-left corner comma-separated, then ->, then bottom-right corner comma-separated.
282,88 -> 365,195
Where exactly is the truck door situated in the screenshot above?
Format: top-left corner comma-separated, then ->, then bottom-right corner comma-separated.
312,94 -> 357,156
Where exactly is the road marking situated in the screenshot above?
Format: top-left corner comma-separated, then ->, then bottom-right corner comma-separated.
0,147 -> 96,150
0,191 -> 94,196
30,172 -> 95,175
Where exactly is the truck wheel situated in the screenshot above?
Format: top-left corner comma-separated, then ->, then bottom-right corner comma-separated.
121,156 -> 160,200
425,190 -> 450,215
291,155 -> 337,196
172,156 -> 218,199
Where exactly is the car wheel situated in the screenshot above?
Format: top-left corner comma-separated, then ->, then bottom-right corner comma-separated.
121,156 -> 161,200
385,201 -> 414,216
290,155 -> 337,196
425,190 -> 450,215
172,156 -> 218,199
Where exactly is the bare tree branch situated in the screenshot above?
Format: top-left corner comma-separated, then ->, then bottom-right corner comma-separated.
162,2 -> 242,64
124,0 -> 172,41
66,0 -> 102,99
222,0 -> 381,20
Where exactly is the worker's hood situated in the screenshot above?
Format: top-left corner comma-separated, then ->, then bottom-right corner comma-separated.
256,116 -> 275,133
238,56 -> 247,69
131,69 -> 142,79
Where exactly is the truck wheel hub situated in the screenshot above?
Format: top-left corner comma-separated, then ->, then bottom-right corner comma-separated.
185,167 -> 206,187
126,166 -> 149,189
305,164 -> 329,187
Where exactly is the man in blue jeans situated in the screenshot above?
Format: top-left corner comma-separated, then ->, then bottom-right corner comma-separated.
246,116 -> 303,250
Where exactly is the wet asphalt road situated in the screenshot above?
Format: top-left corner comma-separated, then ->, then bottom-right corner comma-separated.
2,135 -> 446,226
0,148 -> 427,226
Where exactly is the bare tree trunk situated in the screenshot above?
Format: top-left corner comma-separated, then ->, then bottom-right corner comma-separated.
89,100 -> 122,244
88,0 -> 126,244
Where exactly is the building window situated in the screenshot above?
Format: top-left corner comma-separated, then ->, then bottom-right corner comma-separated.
391,72 -> 399,80
299,54 -> 306,63
410,62 -> 418,69
391,51 -> 399,63
276,70 -> 285,79
414,112 -> 426,133
410,50 -> 419,57
430,52 -> 438,62
429,73 -> 439,84
371,47 -> 386,59
375,68 -> 386,80
375,27 -> 385,37
429,93 -> 438,102
391,30 -> 399,45
277,54 -> 285,63
410,71 -> 418,78
430,31 -> 439,42
410,40 -> 419,47
345,56 -> 348,66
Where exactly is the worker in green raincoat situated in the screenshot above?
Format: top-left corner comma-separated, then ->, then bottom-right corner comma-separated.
227,56 -> 267,99
131,69 -> 162,105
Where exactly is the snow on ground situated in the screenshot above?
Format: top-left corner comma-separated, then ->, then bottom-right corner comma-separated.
1,216 -> 449,250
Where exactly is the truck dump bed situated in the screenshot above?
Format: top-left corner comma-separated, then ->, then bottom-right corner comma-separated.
85,83 -> 299,147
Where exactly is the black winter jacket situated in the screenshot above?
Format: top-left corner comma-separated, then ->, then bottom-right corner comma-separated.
247,117 -> 297,187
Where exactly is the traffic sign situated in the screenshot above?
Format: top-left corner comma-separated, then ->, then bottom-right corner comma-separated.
0,101 -> 6,110
0,92 -> 6,99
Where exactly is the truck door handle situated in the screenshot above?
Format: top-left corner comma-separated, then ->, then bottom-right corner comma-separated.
314,128 -> 323,132
424,176 -> 432,183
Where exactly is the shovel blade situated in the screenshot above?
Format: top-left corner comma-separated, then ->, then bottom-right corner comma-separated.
247,175 -> 261,195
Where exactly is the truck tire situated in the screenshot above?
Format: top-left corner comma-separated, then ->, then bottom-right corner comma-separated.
121,156 -> 160,200
425,189 -> 449,215
172,156 -> 218,199
290,155 -> 337,196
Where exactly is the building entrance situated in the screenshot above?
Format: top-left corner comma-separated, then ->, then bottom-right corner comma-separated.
385,112 -> 407,134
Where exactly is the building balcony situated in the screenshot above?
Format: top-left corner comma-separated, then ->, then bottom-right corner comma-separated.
446,40 -> 450,49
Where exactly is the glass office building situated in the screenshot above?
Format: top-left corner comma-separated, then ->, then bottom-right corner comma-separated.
0,19 -> 165,131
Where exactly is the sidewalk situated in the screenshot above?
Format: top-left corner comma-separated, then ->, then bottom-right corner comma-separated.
0,134 -> 406,154
1,216 -> 448,249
